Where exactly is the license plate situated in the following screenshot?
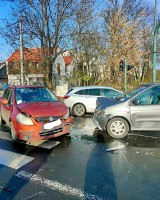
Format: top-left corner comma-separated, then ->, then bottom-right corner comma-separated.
43,119 -> 61,130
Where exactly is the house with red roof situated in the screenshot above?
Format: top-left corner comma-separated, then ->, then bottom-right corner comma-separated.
6,48 -> 44,85
6,48 -> 75,87
0,62 -> 7,88
53,51 -> 74,77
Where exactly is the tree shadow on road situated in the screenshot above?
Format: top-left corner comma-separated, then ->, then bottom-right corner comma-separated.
84,128 -> 160,200
84,129 -> 117,200
0,136 -> 63,200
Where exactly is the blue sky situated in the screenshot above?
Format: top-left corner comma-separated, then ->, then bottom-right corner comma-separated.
0,0 -> 159,61
0,1 -> 13,61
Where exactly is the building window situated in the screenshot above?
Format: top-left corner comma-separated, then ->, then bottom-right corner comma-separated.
57,63 -> 60,75
35,62 -> 39,69
11,62 -> 14,67
27,61 -> 31,69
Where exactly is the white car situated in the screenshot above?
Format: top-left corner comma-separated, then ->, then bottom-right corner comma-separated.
64,86 -> 122,116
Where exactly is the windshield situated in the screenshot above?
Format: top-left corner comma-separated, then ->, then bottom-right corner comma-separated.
15,87 -> 58,104
117,85 -> 149,102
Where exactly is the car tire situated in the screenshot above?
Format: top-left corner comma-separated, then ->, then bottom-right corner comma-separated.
11,122 -> 19,143
73,103 -> 86,117
11,123 -> 28,149
0,113 -> 6,125
107,117 -> 129,138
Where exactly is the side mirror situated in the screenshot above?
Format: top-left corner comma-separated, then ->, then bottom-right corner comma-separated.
57,96 -> 63,101
0,98 -> 8,105
132,99 -> 140,105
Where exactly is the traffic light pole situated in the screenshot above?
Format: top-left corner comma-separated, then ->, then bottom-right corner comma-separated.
124,58 -> 127,92
152,20 -> 160,82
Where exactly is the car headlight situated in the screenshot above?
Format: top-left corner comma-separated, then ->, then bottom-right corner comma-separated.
64,108 -> 70,119
95,109 -> 105,117
16,113 -> 34,125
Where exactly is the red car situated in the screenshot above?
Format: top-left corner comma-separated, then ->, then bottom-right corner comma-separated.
0,85 -> 73,144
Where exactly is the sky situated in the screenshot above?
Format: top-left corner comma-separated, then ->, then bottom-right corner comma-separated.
0,0 -> 160,62
0,1 -> 13,62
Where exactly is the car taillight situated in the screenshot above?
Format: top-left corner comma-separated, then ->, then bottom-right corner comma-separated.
64,95 -> 70,99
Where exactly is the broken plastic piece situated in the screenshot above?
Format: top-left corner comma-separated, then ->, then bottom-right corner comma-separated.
105,144 -> 125,152
0,183 -> 14,193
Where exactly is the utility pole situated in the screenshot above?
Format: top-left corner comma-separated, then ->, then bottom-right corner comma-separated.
19,20 -> 24,85
124,58 -> 127,92
152,0 -> 157,82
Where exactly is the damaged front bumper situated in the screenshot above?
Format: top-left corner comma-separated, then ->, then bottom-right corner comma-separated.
17,116 -> 74,142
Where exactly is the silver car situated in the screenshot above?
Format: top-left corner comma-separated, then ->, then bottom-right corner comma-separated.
64,86 -> 122,116
93,83 -> 160,138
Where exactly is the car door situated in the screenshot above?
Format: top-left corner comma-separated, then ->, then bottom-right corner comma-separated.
1,88 -> 13,126
72,88 -> 89,107
83,88 -> 101,112
130,86 -> 160,129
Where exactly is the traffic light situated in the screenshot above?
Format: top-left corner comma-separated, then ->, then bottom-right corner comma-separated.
127,65 -> 134,70
119,60 -> 134,71
119,60 -> 124,71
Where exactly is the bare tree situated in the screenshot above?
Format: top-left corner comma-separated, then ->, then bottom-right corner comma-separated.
0,0 -> 157,89
1,0 -> 75,88
70,0 -> 103,86
99,0 -> 153,88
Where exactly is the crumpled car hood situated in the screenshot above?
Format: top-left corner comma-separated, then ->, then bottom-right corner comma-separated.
17,102 -> 68,117
96,97 -> 118,109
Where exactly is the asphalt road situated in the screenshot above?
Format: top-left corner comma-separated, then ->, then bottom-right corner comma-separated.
0,115 -> 160,200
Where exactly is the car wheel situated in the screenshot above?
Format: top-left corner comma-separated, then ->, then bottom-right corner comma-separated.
11,122 -> 19,143
0,113 -> 6,125
73,103 -> 86,116
107,117 -> 129,138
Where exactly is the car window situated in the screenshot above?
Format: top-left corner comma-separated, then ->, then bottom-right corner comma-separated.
83,89 -> 88,95
3,88 -> 12,104
75,89 -> 89,95
7,90 -> 12,105
16,87 -> 58,104
133,86 -> 160,105
110,90 -> 121,97
67,88 -> 74,94
75,89 -> 85,95
88,89 -> 100,96
118,85 -> 149,101
103,89 -> 120,97
3,88 -> 9,99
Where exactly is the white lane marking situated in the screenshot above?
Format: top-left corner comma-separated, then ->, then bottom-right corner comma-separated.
0,131 -> 61,149
0,131 -> 12,141
16,170 -> 83,198
0,149 -> 34,169
15,170 -> 104,200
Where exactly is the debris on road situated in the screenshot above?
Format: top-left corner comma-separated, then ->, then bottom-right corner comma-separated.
145,151 -> 153,156
21,190 -> 46,200
105,144 -> 125,152
0,183 -> 14,193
